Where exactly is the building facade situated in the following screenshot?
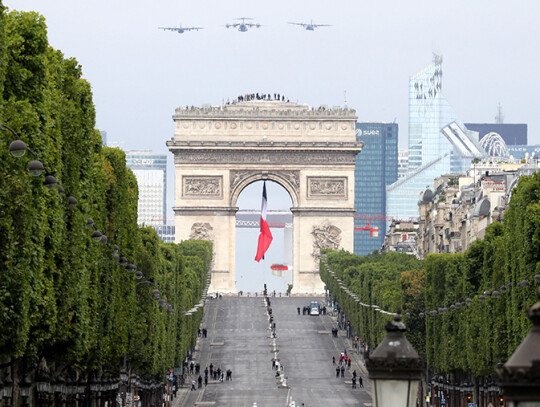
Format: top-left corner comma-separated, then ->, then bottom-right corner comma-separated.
507,145 -> 540,160
381,219 -> 419,256
125,150 -> 167,228
354,122 -> 398,255
416,160 -> 540,258
465,123 -> 528,146
386,55 -> 485,220
398,149 -> 409,179
153,223 -> 176,243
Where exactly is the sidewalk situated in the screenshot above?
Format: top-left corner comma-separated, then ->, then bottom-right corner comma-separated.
323,299 -> 372,398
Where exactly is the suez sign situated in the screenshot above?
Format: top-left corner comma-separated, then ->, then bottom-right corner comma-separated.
356,129 -> 380,137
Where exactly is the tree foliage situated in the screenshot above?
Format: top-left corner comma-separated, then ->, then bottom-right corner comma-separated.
320,250 -> 425,350
321,171 -> 540,378
0,7 -> 210,381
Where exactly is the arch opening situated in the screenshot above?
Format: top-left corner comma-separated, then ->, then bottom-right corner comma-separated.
235,180 -> 293,294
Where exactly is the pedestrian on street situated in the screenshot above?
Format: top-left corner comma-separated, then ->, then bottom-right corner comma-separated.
335,366 -> 340,378
191,380 -> 196,391
340,366 -> 345,377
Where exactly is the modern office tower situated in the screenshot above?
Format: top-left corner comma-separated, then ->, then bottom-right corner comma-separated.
99,130 -> 107,146
465,123 -> 528,146
354,123 -> 398,255
125,150 -> 167,228
386,55 -> 485,220
153,223 -> 176,243
507,145 -> 540,160
398,149 -> 409,179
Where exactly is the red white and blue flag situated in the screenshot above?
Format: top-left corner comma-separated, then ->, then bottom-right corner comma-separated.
255,181 -> 273,262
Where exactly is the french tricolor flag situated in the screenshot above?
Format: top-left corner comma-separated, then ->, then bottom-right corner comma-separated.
255,181 -> 273,262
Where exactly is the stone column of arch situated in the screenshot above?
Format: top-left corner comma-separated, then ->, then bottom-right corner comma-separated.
167,100 -> 363,295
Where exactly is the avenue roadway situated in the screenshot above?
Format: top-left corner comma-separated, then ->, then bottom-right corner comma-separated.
177,296 -> 373,407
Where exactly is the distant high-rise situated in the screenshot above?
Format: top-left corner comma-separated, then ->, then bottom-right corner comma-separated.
387,55 -> 485,220
99,130 -> 107,146
398,149 -> 409,179
125,151 -> 167,228
354,123 -> 398,255
464,123 -> 527,146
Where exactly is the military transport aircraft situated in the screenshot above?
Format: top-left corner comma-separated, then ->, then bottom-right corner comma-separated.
225,17 -> 261,32
158,25 -> 203,34
287,20 -> 331,31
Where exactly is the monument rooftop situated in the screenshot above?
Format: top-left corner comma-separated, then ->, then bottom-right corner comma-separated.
174,100 -> 357,120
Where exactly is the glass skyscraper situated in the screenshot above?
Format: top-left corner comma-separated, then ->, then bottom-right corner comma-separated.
354,123 -> 398,255
387,55 -> 484,220
125,150 -> 167,228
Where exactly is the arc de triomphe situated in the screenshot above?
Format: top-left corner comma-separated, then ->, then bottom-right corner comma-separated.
166,100 -> 363,294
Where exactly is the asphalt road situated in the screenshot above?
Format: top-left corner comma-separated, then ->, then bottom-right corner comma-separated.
178,296 -> 373,407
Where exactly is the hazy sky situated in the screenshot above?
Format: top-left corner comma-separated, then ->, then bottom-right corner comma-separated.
6,0 -> 540,216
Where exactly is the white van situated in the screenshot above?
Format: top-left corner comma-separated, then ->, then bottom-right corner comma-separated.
310,301 -> 320,315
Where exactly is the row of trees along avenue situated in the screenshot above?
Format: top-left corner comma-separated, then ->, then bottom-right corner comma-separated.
320,170 -> 540,397
0,5 -> 212,407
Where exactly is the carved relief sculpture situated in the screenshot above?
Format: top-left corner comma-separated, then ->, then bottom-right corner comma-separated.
189,222 -> 214,241
307,177 -> 347,199
183,176 -> 222,198
312,222 -> 342,260
175,151 -> 357,166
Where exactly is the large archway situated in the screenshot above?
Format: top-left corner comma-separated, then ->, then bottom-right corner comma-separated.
166,100 -> 363,294
235,180 -> 293,294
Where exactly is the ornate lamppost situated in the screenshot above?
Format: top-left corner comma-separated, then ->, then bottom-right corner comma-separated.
3,369 -> 13,407
19,375 -> 32,407
365,312 -> 423,407
35,370 -> 51,407
497,288 -> 540,406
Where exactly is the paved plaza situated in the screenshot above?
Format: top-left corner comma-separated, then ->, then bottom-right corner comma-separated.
175,296 -> 373,407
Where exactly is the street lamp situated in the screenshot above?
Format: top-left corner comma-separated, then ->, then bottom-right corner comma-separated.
365,312 -> 423,407
19,375 -> 32,407
35,369 -> 51,407
8,139 -> 27,157
28,160 -> 45,177
497,288 -> 540,406
2,369 -> 13,407
91,231 -> 102,242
